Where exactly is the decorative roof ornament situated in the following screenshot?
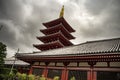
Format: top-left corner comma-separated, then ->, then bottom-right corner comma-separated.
59,5 -> 64,18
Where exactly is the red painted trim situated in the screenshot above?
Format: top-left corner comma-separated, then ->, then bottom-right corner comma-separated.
32,66 -> 46,68
93,67 -> 120,71
32,66 -> 91,71
67,67 -> 90,70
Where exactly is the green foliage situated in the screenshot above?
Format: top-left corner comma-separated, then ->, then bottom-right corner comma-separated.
28,74 -> 35,80
0,42 -> 6,69
21,73 -> 27,80
0,74 -> 9,80
70,76 -> 76,80
0,42 -> 7,79
39,75 -> 46,80
0,68 -> 10,74
16,72 -> 22,80
53,76 -> 60,80
0,68 -> 17,80
0,68 -> 9,80
9,71 -> 15,80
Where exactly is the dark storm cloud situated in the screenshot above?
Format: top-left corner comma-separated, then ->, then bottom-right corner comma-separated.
0,0 -> 29,51
77,0 -> 120,40
101,0 -> 120,37
0,0 -> 62,57
0,21 -> 17,47
84,0 -> 110,15
0,0 -> 35,54
0,0 -> 25,25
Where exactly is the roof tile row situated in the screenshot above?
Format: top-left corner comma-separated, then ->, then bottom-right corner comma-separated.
17,38 -> 120,57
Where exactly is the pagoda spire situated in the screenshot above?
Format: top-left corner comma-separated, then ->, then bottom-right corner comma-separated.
59,5 -> 64,18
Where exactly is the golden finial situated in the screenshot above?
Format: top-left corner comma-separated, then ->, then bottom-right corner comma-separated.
59,5 -> 64,18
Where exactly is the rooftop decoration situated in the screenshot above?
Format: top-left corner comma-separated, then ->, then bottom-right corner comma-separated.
59,5 -> 64,18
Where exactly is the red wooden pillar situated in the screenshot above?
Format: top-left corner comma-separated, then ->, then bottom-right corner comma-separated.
62,62 -> 69,80
87,71 -> 91,80
93,71 -> 97,80
61,69 -> 65,80
88,62 -> 96,80
29,66 -> 33,74
91,68 -> 93,80
42,66 -> 48,77
65,68 -> 68,80
88,68 -> 96,80
61,67 -> 68,80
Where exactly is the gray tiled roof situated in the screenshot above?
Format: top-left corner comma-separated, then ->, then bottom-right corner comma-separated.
17,38 -> 120,57
4,57 -> 30,66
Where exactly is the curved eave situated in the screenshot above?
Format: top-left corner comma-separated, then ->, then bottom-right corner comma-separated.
43,17 -> 75,32
40,23 -> 75,40
5,60 -> 30,66
17,52 -> 120,62
33,40 -> 64,51
37,31 -> 73,46
17,37 -> 120,62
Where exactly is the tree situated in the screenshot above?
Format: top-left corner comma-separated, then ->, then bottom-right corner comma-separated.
0,42 -> 7,79
0,42 -> 6,69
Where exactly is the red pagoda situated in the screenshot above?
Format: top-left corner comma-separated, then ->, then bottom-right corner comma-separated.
33,17 -> 75,51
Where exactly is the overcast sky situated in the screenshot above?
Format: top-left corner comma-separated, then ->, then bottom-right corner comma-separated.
0,0 -> 120,57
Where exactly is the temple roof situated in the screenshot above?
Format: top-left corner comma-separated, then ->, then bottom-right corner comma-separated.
33,40 -> 64,51
37,31 -> 73,46
43,17 -> 75,32
40,23 -> 75,40
4,57 -> 29,66
17,37 -> 120,58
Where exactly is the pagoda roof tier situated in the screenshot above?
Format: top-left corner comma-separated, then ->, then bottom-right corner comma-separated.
37,31 -> 73,46
43,17 -> 75,32
40,23 -> 75,40
33,40 -> 64,51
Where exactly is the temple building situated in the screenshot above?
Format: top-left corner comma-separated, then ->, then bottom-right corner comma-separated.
4,57 -> 30,73
16,6 -> 120,80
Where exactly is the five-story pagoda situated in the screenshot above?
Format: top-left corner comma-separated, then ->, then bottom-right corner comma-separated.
33,6 -> 75,51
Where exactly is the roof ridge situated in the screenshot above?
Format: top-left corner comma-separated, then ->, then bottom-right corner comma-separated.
85,37 -> 120,43
17,37 -> 120,55
43,17 -> 63,25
